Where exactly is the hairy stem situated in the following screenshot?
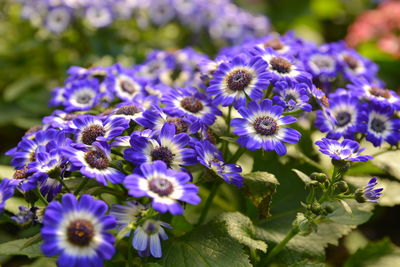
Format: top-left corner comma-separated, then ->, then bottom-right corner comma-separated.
228,146 -> 246,163
258,226 -> 300,266
35,188 -> 49,205
196,182 -> 221,226
74,178 -> 89,195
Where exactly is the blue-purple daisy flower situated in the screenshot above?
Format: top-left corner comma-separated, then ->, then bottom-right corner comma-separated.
124,123 -> 197,169
315,138 -> 373,162
124,161 -> 201,215
0,178 -> 18,213
273,80 -> 312,112
132,219 -> 172,258
194,140 -> 243,187
356,177 -> 383,203
231,99 -> 301,155
207,55 -> 270,109
63,78 -> 100,112
361,101 -> 400,147
72,115 -> 128,146
315,94 -> 366,140
62,141 -> 125,185
41,194 -> 116,267
110,201 -> 147,230
162,87 -> 221,133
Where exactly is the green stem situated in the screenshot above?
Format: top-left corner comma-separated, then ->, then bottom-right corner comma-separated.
228,147 -> 246,163
57,178 -> 72,193
74,178 -> 89,195
34,188 -> 49,205
258,226 -> 300,266
127,229 -> 135,267
226,106 -> 232,134
196,182 -> 221,226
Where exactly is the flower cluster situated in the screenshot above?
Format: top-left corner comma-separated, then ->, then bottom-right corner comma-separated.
17,0 -> 270,44
2,31 -> 390,265
346,0 -> 400,58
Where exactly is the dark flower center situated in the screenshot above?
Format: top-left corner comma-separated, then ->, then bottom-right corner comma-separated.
76,94 -> 92,104
13,166 -> 30,180
149,178 -> 174,197
67,219 -> 94,247
263,39 -> 284,51
166,117 -> 189,133
170,66 -> 183,81
26,125 -> 42,135
313,56 -> 334,69
226,70 -> 253,92
370,118 -> 386,133
369,87 -> 391,99
81,125 -> 106,145
335,112 -> 352,127
84,150 -> 109,169
270,57 -> 292,74
151,147 -> 174,167
180,96 -> 203,113
120,80 -> 136,94
343,55 -> 359,70
253,116 -> 278,136
115,105 -> 140,116
64,113 -> 79,121
143,221 -> 158,234
284,93 -> 297,102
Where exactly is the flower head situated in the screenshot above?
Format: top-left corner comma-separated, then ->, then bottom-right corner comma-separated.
231,99 -> 301,155
355,177 -> 383,203
124,161 -> 201,215
0,179 -> 18,213
132,219 -> 172,258
41,194 -> 116,267
315,138 -> 373,162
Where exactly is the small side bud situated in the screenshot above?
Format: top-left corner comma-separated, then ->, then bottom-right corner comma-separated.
335,181 -> 349,194
310,202 -> 322,215
355,189 -> 366,203
310,172 -> 328,183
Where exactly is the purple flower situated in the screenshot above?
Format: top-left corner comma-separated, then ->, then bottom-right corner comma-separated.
110,201 -> 147,230
361,101 -> 400,147
315,138 -> 373,162
124,123 -> 197,169
273,80 -> 312,112
132,219 -> 172,258
356,177 -> 383,203
0,179 -> 18,212
194,140 -> 243,187
231,99 -> 301,155
207,55 -> 270,109
63,78 -> 100,112
71,115 -> 128,146
41,194 -> 116,267
315,94 -> 366,140
124,160 -> 201,215
62,141 -> 125,185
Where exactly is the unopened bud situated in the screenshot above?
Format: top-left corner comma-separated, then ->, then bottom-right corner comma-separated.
310,172 -> 328,183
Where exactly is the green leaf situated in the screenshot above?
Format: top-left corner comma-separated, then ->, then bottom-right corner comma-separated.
0,165 -> 14,179
344,238 -> 400,267
158,221 -> 251,267
346,176 -> 400,207
217,212 -> 267,252
338,199 -> 352,216
327,200 -> 373,225
22,257 -> 57,267
242,171 -> 279,218
371,151 -> 400,180
289,260 -> 326,267
219,136 -> 237,143
292,169 -> 318,186
0,237 -> 43,258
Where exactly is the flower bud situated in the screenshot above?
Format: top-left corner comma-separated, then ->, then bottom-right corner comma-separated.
310,202 -> 322,215
355,188 -> 366,203
335,181 -> 349,194
310,172 -> 328,183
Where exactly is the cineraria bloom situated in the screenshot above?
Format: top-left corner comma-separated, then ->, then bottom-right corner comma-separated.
85,4 -> 114,28
194,140 -> 243,187
361,101 -> 400,147
72,115 -> 127,146
41,194 -> 116,267
138,106 -> 193,134
109,102 -> 144,124
315,138 -> 373,162
0,179 -> 18,212
63,78 -> 100,112
207,55 -> 270,109
110,201 -> 147,230
42,110 -> 80,131
23,148 -> 64,201
273,80 -> 312,112
132,219 -> 172,258
12,206 -> 40,226
255,34 -> 298,56
348,78 -> 400,109
251,47 -> 312,85
315,94 -> 365,140
124,123 -> 197,169
106,65 -> 146,102
62,141 -> 125,185
8,129 -> 61,169
162,87 -> 222,133
361,177 -> 383,203
45,6 -> 73,34
124,161 -> 201,215
302,46 -> 338,80
231,99 -> 301,155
